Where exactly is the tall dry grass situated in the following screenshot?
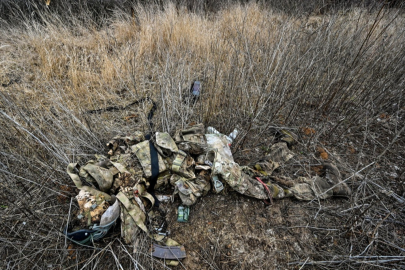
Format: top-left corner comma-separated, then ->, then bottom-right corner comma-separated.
1,1 -> 405,269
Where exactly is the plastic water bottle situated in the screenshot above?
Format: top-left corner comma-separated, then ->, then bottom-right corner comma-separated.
228,129 -> 238,141
191,81 -> 201,98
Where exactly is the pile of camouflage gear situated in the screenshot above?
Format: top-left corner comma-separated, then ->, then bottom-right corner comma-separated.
65,123 -> 351,254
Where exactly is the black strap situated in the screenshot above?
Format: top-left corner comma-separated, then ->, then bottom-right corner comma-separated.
145,134 -> 160,207
85,97 -> 159,206
85,97 -> 157,125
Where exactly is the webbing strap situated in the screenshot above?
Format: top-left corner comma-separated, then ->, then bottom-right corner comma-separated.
116,192 -> 149,234
172,150 -> 187,173
67,163 -> 112,201
145,134 -> 160,206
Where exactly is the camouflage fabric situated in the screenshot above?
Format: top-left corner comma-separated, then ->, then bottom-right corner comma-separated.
206,134 -> 234,162
120,204 -> 140,244
209,148 -> 266,199
116,190 -> 148,244
67,163 -> 112,202
133,182 -> 155,208
107,132 -> 145,156
290,176 -> 333,200
252,160 -> 279,176
171,150 -> 187,174
279,129 -> 298,146
173,154 -> 196,179
79,162 -> 114,192
265,142 -> 294,163
324,163 -> 351,196
155,171 -> 171,189
131,140 -> 168,178
241,167 -> 290,199
156,132 -> 178,155
174,124 -> 207,155
66,123 -> 351,249
173,174 -> 211,206
290,164 -> 351,200
175,179 -> 197,205
209,144 -> 291,201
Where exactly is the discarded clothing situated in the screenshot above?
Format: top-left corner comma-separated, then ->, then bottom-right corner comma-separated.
66,123 -> 351,248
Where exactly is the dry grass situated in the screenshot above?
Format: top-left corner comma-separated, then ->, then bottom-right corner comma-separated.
1,1 -> 405,269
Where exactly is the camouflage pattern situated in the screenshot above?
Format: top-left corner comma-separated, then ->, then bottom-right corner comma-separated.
67,122 -> 351,248
279,129 -> 298,146
290,167 -> 351,201
206,134 -> 234,162
107,132 -> 145,156
175,124 -> 207,155
131,140 -> 168,178
79,162 -> 114,192
173,174 -> 211,206
173,154 -> 196,179
171,150 -> 187,174
120,204 -> 140,244
324,163 -> 351,196
155,171 -> 171,189
116,190 -> 149,244
67,163 -> 112,202
156,132 -> 178,154
175,179 -> 197,205
266,142 -> 294,163
133,182 -> 155,208
290,176 -> 333,200
252,160 -> 279,176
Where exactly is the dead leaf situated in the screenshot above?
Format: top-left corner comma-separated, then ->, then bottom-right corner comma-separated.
317,147 -> 328,159
379,113 -> 389,119
311,165 -> 323,175
124,114 -> 138,121
67,244 -> 75,257
302,127 -> 316,136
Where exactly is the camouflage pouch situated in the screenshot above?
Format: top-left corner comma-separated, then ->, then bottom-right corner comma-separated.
265,142 -> 294,163
155,132 -> 178,156
78,161 -> 114,192
67,163 -> 112,202
174,124 -> 207,155
131,140 -> 168,178
290,176 -> 333,200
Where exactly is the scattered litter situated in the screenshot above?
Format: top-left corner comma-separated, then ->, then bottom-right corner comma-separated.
155,195 -> 172,203
177,205 -> 190,222
207,126 -> 238,145
195,164 -> 211,170
64,122 -> 351,260
212,175 -> 224,193
152,243 -> 187,259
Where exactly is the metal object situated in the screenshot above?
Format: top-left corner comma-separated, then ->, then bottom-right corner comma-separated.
212,175 -> 224,193
177,205 -> 189,222
152,243 -> 187,260
204,160 -> 213,167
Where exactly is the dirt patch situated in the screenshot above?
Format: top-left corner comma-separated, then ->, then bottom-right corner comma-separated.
151,186 -> 350,269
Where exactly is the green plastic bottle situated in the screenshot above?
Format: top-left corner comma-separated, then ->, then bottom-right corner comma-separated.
177,205 -> 190,222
